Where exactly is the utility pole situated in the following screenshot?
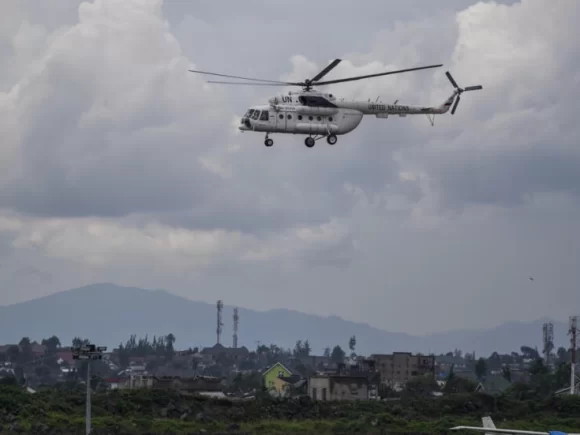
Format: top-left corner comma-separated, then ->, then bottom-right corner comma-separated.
570,316 -> 578,395
216,300 -> 223,345
72,344 -> 107,434
233,307 -> 239,349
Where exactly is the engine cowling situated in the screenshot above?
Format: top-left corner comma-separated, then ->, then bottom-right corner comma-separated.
294,106 -> 339,116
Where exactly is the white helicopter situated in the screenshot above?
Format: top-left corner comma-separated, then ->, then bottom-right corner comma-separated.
188,59 -> 482,148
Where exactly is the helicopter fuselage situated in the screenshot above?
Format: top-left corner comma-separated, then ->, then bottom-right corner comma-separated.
238,90 -> 456,136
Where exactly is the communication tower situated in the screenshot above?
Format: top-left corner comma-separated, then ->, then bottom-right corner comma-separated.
216,300 -> 224,345
233,307 -> 239,348
543,322 -> 554,369
570,316 -> 579,394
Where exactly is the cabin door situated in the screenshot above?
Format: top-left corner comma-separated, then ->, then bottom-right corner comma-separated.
275,111 -> 287,132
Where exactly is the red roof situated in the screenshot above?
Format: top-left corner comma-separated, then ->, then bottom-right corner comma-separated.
56,350 -> 74,363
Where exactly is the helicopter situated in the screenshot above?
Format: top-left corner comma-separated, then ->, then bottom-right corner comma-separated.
188,59 -> 482,148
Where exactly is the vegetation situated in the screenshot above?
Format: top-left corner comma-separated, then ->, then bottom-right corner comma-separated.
0,381 -> 580,434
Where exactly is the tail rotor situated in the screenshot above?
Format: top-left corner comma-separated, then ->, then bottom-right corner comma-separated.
445,71 -> 482,115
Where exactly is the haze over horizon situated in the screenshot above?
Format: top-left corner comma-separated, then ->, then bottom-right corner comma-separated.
0,0 -> 579,337
0,281 -> 568,340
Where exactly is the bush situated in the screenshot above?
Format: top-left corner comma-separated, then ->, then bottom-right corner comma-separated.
1,385 -> 580,433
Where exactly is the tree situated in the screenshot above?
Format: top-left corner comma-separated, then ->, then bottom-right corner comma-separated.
475,357 -> 487,380
331,345 -> 345,364
6,345 -> 19,363
520,345 -> 539,360
556,347 -> 569,364
487,352 -> 501,371
403,375 -> 439,398
553,362 -> 571,390
293,340 -> 312,358
42,336 -> 61,355
117,343 -> 130,369
348,336 -> 356,358
443,375 -> 477,394
323,347 -> 331,358
72,337 -> 90,348
165,333 -> 176,359
18,337 -> 33,364
502,366 -> 512,382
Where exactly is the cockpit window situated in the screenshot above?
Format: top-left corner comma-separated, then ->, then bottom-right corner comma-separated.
260,110 -> 269,121
245,109 -> 254,118
252,110 -> 260,120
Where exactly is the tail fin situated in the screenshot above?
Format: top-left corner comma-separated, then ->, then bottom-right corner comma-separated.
483,416 -> 497,435
436,93 -> 457,114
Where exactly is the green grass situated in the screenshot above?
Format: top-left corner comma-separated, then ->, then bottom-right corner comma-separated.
1,386 -> 580,433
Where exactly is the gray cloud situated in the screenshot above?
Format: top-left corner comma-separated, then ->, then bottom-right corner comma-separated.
0,0 -> 578,336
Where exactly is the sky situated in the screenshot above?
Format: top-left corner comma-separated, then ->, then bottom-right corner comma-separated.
0,0 -> 579,336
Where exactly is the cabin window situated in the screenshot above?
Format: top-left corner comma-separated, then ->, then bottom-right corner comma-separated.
328,116 -> 333,122
279,114 -> 284,119
298,115 -> 303,120
252,111 -> 260,120
287,114 -> 292,119
260,111 -> 269,121
308,116 -> 313,121
317,116 -> 321,121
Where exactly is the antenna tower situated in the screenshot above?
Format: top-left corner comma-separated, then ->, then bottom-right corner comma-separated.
570,316 -> 578,394
216,300 -> 224,345
543,322 -> 554,369
233,307 -> 239,348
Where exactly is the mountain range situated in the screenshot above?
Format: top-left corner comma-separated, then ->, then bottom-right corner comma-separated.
0,283 -> 570,356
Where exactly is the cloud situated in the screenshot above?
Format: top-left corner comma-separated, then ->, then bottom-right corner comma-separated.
0,0 -> 578,334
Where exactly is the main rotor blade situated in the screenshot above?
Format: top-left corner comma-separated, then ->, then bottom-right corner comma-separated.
313,64 -> 443,86
310,59 -> 342,83
189,69 -> 298,85
207,80 -> 290,86
451,95 -> 460,114
446,71 -> 459,88
464,85 -> 483,91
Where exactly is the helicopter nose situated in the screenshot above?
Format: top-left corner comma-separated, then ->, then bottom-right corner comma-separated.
239,117 -> 251,130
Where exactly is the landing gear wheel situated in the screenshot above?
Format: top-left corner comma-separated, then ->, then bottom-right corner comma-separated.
326,134 -> 337,145
264,138 -> 273,147
305,137 -> 315,148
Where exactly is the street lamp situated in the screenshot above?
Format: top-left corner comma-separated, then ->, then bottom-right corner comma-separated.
72,344 -> 107,435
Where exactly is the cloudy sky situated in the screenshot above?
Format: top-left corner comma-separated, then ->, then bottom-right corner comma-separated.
0,0 -> 579,335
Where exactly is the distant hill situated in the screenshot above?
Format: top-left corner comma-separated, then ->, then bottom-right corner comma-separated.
0,283 -> 569,356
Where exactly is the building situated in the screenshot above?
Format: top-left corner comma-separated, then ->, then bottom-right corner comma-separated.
435,354 -> 468,378
269,374 -> 306,398
115,375 -> 223,394
201,343 -> 250,363
153,375 -> 223,394
262,362 -> 297,395
369,352 -> 435,389
296,355 -> 334,371
308,373 -> 377,401
128,373 -> 155,389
